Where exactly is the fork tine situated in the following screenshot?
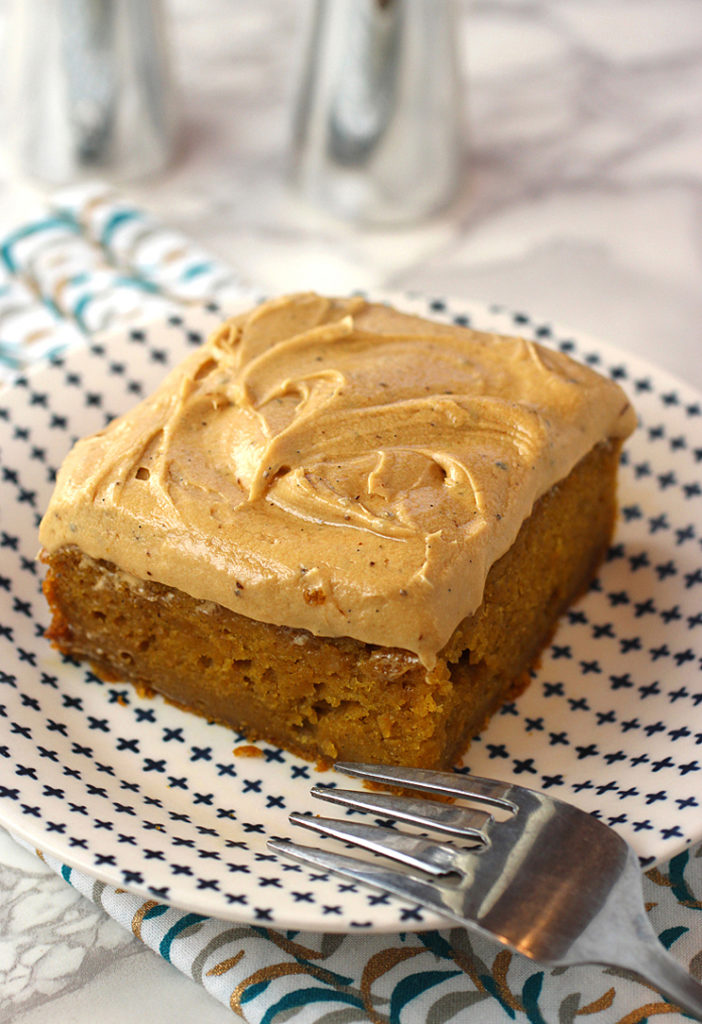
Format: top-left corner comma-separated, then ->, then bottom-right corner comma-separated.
334,762 -> 517,812
289,811 -> 482,875
268,838 -> 464,926
311,785 -> 492,838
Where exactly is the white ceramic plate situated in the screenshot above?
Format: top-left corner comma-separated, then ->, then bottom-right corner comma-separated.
1,294 -> 701,933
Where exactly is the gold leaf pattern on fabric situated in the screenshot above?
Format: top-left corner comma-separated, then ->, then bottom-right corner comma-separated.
191,927 -> 257,986
492,949 -> 524,1011
360,947 -> 424,1022
229,963 -> 351,1017
207,950 -> 245,976
575,986 -> 616,1015
615,1001 -> 685,1023
131,899 -> 160,940
647,868 -> 673,889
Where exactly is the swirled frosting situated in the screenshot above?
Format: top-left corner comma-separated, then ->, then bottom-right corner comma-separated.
40,293 -> 636,666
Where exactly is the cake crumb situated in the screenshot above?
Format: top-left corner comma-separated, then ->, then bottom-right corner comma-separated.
233,744 -> 263,758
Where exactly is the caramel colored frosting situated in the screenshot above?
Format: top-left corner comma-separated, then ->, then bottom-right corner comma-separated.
40,293 -> 636,666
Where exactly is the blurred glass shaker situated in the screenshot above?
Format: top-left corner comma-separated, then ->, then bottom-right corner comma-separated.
291,0 -> 462,225
6,0 -> 176,184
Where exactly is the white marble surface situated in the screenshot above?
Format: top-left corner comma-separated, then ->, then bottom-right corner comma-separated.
0,0 -> 701,1021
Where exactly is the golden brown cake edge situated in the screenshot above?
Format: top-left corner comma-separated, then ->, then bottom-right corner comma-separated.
40,440 -> 623,769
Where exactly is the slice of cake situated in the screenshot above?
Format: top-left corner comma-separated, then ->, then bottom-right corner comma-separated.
39,293 -> 636,768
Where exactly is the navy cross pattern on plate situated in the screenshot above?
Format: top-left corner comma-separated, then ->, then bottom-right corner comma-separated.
0,294 -> 700,933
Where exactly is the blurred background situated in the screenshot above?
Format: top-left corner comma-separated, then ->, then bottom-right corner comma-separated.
0,0 -> 700,380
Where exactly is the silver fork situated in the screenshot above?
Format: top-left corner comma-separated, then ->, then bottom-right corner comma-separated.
268,761 -> 702,1020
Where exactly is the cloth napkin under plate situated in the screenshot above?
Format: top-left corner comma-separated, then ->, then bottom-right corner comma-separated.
1,183 -> 701,1023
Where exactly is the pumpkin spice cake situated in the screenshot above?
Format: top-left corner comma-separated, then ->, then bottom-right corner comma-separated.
39,293 -> 636,768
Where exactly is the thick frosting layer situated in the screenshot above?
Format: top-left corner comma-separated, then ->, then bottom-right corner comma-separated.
40,293 -> 636,665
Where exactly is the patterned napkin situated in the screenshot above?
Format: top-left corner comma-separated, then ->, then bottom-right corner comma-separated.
0,180 -> 252,381
2,184 -> 701,1022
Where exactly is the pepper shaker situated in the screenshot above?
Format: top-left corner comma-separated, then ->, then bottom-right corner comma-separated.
291,0 -> 462,225
5,0 -> 176,185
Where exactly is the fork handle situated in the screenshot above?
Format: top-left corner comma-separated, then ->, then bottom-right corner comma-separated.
624,941 -> 702,1020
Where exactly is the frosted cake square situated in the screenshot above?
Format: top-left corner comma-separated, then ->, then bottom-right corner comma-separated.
40,293 -> 636,768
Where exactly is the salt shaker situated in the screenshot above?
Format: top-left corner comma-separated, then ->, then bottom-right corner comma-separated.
291,0 -> 462,225
5,0 -> 176,185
